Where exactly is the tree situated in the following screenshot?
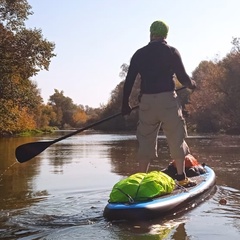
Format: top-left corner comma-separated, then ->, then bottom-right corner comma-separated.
185,61 -> 225,132
48,90 -> 72,128
36,104 -> 57,129
186,38 -> 240,133
48,89 -> 88,129
0,99 -> 36,135
0,0 -> 32,31
72,106 -> 87,128
218,38 -> 240,132
0,0 -> 56,135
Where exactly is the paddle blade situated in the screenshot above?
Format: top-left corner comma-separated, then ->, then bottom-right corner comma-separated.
15,141 -> 53,163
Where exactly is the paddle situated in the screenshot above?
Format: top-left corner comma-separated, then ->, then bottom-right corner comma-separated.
15,106 -> 139,163
15,86 -> 187,163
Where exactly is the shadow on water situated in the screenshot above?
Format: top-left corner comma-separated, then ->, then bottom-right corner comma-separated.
0,133 -> 240,239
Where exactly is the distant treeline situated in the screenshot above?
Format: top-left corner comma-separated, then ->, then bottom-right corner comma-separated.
1,1 -> 240,136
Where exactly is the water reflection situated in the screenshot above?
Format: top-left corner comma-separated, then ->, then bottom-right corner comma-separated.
0,133 -> 240,239
0,137 -> 46,213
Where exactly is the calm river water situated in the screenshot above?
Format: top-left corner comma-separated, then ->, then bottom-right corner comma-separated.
0,132 -> 240,239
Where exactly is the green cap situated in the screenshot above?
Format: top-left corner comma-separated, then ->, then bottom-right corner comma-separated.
150,20 -> 169,38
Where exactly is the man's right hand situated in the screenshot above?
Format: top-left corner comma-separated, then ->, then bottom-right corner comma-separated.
121,103 -> 132,116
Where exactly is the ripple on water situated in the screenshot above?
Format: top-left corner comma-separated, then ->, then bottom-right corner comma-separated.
0,188 -> 110,239
184,185 -> 240,239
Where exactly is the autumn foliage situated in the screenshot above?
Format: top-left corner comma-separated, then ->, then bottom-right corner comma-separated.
0,0 -> 55,135
186,38 -> 240,133
1,1 -> 240,135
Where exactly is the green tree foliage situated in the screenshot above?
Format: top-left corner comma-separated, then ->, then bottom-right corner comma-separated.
186,37 -> 240,133
48,89 -> 73,128
0,0 -> 56,135
48,89 -> 87,129
0,0 -> 32,31
36,104 -> 57,129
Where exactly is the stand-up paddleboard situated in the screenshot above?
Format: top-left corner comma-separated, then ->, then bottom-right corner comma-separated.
103,166 -> 216,221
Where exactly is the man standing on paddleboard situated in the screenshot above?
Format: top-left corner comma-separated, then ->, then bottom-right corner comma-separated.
121,20 -> 196,187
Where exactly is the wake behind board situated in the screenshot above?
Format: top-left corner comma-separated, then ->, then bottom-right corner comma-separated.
103,166 -> 215,221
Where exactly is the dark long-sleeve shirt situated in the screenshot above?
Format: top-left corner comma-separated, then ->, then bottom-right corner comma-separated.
122,39 -> 194,103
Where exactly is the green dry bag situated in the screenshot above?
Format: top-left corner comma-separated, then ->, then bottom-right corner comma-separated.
109,171 -> 175,203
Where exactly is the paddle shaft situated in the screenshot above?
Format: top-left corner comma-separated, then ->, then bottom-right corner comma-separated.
53,107 -> 139,144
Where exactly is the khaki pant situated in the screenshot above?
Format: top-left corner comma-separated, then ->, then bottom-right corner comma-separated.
136,91 -> 190,161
